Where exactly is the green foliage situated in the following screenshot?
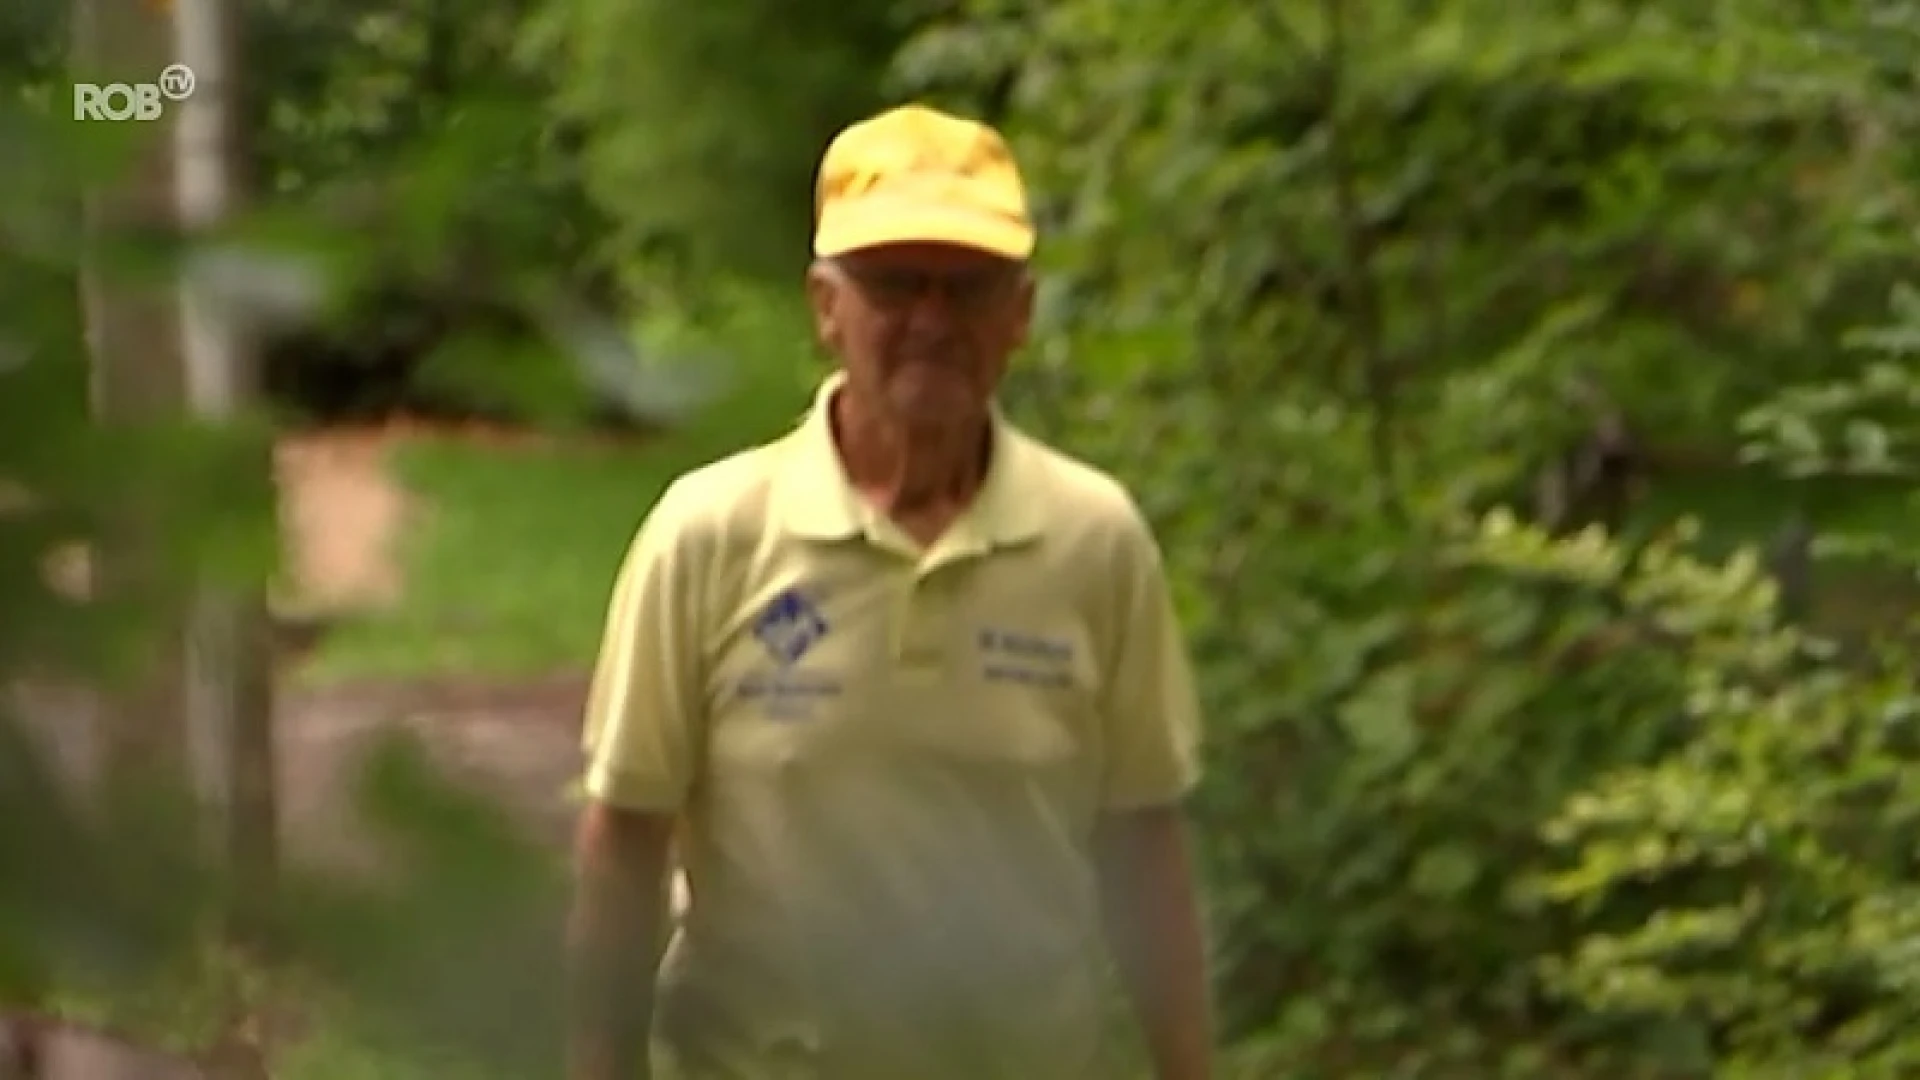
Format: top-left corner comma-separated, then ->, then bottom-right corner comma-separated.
901,0 -> 1920,446
0,218 -> 535,1080
526,0 -> 910,297
1736,284 -> 1920,580
1741,291 -> 1920,482
1531,290 -> 1920,1078
2,42 -> 731,1079
266,731 -> 573,1077
234,0 -> 899,422
899,1 -> 1920,1074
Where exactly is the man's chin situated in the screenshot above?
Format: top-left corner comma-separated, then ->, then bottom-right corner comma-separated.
886,378 -> 982,428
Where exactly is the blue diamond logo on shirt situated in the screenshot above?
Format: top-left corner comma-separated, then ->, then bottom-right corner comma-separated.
752,587 -> 829,667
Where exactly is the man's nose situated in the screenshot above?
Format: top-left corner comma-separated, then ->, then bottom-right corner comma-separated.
901,281 -> 961,330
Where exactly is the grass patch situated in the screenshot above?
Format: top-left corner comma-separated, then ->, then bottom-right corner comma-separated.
300,284 -> 821,684
301,338 -> 817,683
301,437 -> 676,682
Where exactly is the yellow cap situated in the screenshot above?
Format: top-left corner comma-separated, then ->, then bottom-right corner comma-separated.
813,105 -> 1035,261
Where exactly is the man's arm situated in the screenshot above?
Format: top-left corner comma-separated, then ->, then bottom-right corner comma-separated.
566,478 -> 708,1080
1097,504 -> 1211,1078
1095,806 -> 1212,1080
568,804 -> 675,1080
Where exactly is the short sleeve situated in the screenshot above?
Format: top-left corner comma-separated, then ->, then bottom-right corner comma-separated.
580,479 -> 709,811
1098,515 -> 1203,810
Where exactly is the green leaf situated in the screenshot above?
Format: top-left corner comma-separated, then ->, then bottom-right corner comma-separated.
1409,843 -> 1482,899
1337,664 -> 1419,766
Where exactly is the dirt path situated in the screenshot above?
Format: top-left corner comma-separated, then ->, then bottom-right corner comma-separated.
268,429 -> 593,843
275,431 -> 406,614
278,672 -> 590,853
9,662 -> 590,866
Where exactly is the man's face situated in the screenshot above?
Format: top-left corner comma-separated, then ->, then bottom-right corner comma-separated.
808,242 -> 1033,430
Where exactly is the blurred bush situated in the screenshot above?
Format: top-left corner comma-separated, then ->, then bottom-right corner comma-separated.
898,1 -> 1920,1074
0,60 -> 686,1080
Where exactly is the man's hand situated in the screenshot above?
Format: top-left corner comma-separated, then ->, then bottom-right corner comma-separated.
1094,806 -> 1212,1080
567,802 -> 676,1080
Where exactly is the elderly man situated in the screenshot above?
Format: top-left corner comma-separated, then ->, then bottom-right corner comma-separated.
567,104 -> 1212,1080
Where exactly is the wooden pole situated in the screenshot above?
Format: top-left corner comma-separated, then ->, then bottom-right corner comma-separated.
174,0 -> 278,919
73,0 -> 192,793
67,1 -> 197,1073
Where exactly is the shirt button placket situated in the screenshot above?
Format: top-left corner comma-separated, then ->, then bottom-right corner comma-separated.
895,568 -> 951,680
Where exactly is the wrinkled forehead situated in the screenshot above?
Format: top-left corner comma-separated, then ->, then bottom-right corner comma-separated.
833,241 -> 1022,276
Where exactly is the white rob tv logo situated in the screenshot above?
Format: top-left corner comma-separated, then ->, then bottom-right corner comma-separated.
73,65 -> 196,121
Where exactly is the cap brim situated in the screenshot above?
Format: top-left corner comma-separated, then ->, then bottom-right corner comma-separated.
814,197 -> 1034,260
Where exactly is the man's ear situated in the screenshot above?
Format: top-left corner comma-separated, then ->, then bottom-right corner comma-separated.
1009,269 -> 1036,349
805,261 -> 839,350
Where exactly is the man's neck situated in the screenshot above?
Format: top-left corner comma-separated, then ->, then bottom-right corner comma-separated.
831,389 -> 990,514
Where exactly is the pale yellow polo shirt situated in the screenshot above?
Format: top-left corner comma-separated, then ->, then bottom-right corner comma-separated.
581,374 -> 1202,1079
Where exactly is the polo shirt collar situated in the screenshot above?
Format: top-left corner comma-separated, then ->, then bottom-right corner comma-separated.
778,372 -> 1044,547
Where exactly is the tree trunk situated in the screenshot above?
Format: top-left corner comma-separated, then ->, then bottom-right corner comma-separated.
175,0 -> 278,932
73,0 -> 192,798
